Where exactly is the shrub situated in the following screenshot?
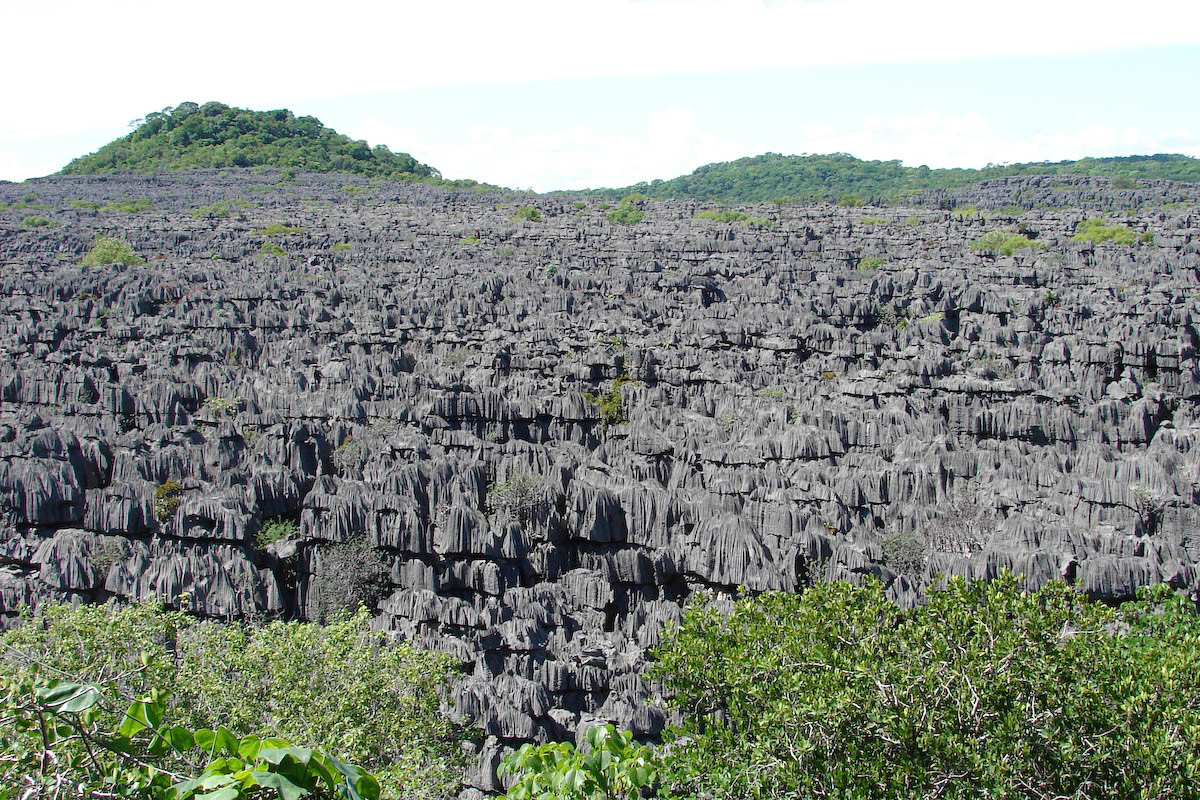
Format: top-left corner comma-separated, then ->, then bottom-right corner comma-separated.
342,184 -> 369,196
620,192 -> 648,205
836,193 -> 864,207
153,479 -> 184,522
572,201 -> 586,210
695,209 -> 771,226
21,214 -> 54,228
1072,218 -> 1137,245
486,473 -> 548,525
605,202 -> 644,225
331,241 -> 352,251
1139,230 -> 1155,244
99,197 -> 152,212
755,387 -> 788,400
190,198 -> 251,218
881,530 -> 927,578
651,574 -> 1200,800
583,373 -> 636,427
952,204 -> 979,219
68,199 -> 102,210
971,229 -> 1045,256
254,222 -> 304,235
309,535 -> 391,625
512,206 -> 542,222
859,216 -> 887,225
79,235 -> 144,266
499,724 -> 658,800
0,603 -> 469,799
260,241 -> 287,258
857,256 -> 885,271
257,516 -> 298,548
460,235 -> 482,244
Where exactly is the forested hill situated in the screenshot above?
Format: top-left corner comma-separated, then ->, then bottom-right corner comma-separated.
587,152 -> 1200,204
61,102 -> 439,180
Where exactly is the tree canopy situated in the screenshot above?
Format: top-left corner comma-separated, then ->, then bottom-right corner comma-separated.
61,102 -> 439,179
583,151 -> 1200,204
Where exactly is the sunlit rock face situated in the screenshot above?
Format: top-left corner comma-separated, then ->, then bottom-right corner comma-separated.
2,170 -> 1199,787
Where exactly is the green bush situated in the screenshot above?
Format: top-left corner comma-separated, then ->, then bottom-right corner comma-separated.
2,672 -> 382,800
486,473 -> 547,525
99,198 -> 152,213
254,222 -> 304,235
583,373 -> 636,427
0,603 -> 470,799
153,480 -> 183,522
650,574 -> 1200,800
68,199 -> 102,210
836,193 -> 864,207
499,724 -> 657,800
21,215 -> 55,228
971,229 -> 1045,256
695,209 -> 771,226
80,235 -> 144,267
1072,218 -> 1137,245
190,199 -> 251,218
260,241 -> 287,258
331,241 -> 352,251
856,256 -> 885,271
257,516 -> 298,548
572,201 -> 587,210
605,202 -> 644,225
512,206 -> 542,222
1139,230 -> 1155,244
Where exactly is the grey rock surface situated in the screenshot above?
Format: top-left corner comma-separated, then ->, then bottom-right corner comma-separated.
2,170 -> 1199,789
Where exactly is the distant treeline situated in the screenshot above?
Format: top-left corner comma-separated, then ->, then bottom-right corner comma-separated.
577,152 -> 1200,204
61,102 -> 440,181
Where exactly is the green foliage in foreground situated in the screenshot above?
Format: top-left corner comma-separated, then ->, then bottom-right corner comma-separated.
650,573 -> 1200,800
0,604 -> 470,799
970,229 -> 1046,256
581,151 -> 1200,204
61,101 -> 438,180
1072,218 -> 1138,245
500,724 -> 657,800
2,675 -> 380,800
583,374 -> 637,427
80,234 -> 143,266
100,197 -> 153,213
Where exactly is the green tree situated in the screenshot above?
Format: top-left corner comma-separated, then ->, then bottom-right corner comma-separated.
499,724 -> 658,800
650,574 -> 1200,800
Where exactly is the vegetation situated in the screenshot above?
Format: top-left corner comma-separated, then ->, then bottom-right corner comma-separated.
512,206 -> 542,222
971,229 -> 1045,256
605,199 -> 644,225
486,474 -> 548,525
1072,218 -> 1138,245
100,198 -> 153,213
576,152 -> 1200,204
499,724 -> 657,800
695,209 -> 772,226
1,673 -> 381,800
650,574 -> 1200,800
153,480 -> 183,522
254,222 -> 304,235
80,235 -> 144,267
256,516 -> 298,548
61,102 -> 438,179
309,535 -> 390,624
260,241 -> 287,258
856,256 -> 885,271
330,241 -> 352,251
583,374 -> 636,427
21,215 -> 55,228
0,603 -> 469,798
190,198 -> 250,219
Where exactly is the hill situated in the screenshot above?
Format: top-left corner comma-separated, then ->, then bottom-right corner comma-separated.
61,101 -> 439,180
590,152 -> 1200,204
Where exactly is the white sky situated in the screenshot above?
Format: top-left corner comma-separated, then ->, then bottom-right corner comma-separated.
4,0 -> 1200,189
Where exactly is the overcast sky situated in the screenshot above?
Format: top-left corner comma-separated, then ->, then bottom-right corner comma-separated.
5,0 -> 1200,191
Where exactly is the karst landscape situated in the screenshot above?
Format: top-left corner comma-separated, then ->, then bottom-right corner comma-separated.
2,102 -> 1200,799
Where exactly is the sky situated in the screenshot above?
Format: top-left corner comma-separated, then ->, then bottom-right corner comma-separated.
4,0 -> 1200,191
